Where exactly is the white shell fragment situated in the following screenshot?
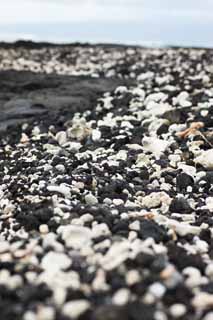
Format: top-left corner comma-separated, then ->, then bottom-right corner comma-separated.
57,225 -> 93,249
63,300 -> 90,319
142,136 -> 170,157
194,149 -> 213,169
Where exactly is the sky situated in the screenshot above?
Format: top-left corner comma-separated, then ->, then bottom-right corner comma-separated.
0,0 -> 212,47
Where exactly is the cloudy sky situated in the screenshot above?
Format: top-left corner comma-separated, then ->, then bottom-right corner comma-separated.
0,0 -> 212,46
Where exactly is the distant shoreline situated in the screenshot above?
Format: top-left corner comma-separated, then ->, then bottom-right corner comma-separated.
0,40 -> 212,50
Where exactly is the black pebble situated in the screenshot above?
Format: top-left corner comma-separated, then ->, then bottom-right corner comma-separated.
138,219 -> 169,243
176,172 -> 194,191
92,305 -> 128,320
169,197 -> 192,214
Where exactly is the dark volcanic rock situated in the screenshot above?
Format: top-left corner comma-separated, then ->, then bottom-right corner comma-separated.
0,70 -> 133,131
169,197 -> 193,214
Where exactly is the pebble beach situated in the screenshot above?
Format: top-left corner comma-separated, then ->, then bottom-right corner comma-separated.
0,42 -> 213,319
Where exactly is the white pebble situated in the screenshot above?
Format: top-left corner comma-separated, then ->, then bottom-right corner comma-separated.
142,137 -> 170,157
101,241 -> 130,270
113,288 -> 130,305
170,304 -> 187,318
92,129 -> 101,141
57,225 -> 92,249
47,184 -> 71,198
113,199 -> 124,206
37,306 -> 55,320
115,86 -> 128,94
92,223 -> 111,238
192,292 -> 213,309
0,241 -> 10,253
194,149 -> 213,169
55,131 -> 67,146
39,224 -> 49,234
129,220 -> 140,231
63,300 -> 90,319
203,312 -> 213,320
55,164 -> 66,173
149,282 -> 166,299
24,311 -> 37,320
41,252 -> 71,273
206,263 -> 213,279
85,193 -> 98,205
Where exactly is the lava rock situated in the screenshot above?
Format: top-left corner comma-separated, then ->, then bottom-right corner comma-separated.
176,173 -> 194,191
169,197 -> 192,214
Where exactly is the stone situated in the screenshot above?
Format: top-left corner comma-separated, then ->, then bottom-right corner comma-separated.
39,224 -> 49,234
194,149 -> 213,169
101,241 -> 130,270
41,252 -> 71,273
142,136 -> 170,157
57,225 -> 92,249
92,223 -> 111,238
37,306 -> 55,320
142,192 -> 171,209
203,312 -> 213,320
47,184 -> 71,198
55,164 -> 66,173
92,129 -> 102,141
149,282 -> 166,299
63,300 -> 90,319
55,131 -> 67,146
113,288 -> 130,305
169,197 -> 192,214
169,304 -> 187,318
192,292 -> 213,309
176,173 -> 194,191
85,193 -> 98,205
67,119 -> 91,141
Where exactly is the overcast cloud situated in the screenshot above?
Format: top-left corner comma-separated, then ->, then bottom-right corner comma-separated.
0,0 -> 212,46
1,0 -> 212,24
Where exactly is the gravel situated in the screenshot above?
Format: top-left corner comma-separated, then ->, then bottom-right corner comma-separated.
0,42 -> 213,319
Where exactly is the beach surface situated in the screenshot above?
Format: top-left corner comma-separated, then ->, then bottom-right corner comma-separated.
0,42 -> 213,320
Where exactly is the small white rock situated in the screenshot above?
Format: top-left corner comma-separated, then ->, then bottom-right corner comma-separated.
126,270 -> 140,285
203,312 -> 213,320
101,241 -> 130,270
170,304 -> 187,318
194,149 -> 213,169
85,193 -> 98,205
205,263 -> 213,279
0,241 -> 10,253
205,197 -> 213,212
149,282 -> 166,299
24,311 -> 37,320
37,306 -> 55,320
142,192 -> 171,209
142,136 -> 170,157
113,288 -> 130,305
65,141 -> 82,152
115,86 -> 128,95
129,220 -> 140,231
55,131 -> 67,146
41,252 -> 71,273
63,300 -> 90,319
39,224 -> 49,234
92,223 -> 111,238
113,199 -> 124,206
47,184 -> 71,198
55,164 -> 66,173
92,129 -> 101,141
192,292 -> 213,310
57,225 -> 92,249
